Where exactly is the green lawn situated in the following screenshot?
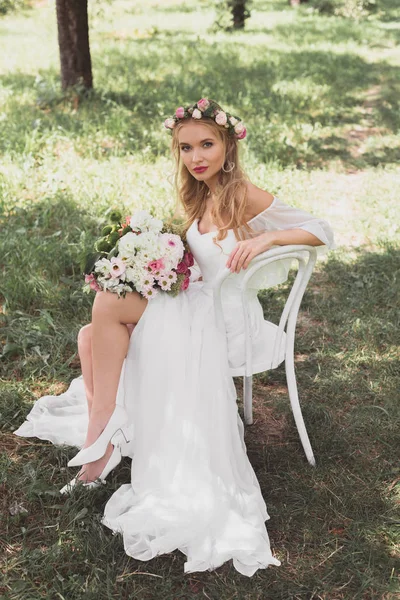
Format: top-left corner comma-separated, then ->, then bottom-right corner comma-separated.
0,1 -> 399,598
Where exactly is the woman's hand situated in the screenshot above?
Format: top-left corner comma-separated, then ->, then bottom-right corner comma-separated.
226,232 -> 276,273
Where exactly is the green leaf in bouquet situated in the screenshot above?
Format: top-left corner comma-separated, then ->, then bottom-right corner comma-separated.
120,226 -> 131,237
108,231 -> 120,246
83,251 -> 103,275
107,246 -> 119,259
95,237 -> 113,253
101,225 -> 113,236
107,209 -> 123,224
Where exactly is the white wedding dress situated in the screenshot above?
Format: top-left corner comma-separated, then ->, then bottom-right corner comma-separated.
14,197 -> 334,576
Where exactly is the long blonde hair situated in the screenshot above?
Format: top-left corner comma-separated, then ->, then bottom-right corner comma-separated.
170,115 -> 254,242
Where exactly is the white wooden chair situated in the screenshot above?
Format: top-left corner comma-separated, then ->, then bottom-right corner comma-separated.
213,245 -> 318,467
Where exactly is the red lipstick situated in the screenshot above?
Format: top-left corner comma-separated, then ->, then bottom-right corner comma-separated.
193,167 -> 208,173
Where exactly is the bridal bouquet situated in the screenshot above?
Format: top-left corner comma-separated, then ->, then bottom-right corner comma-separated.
83,210 -> 194,299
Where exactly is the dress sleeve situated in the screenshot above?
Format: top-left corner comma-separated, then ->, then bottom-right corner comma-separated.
249,196 -> 336,250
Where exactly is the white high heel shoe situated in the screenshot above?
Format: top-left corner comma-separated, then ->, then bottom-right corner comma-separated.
60,444 -> 122,495
67,405 -> 130,467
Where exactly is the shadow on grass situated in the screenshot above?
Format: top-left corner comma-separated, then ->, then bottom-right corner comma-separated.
1,203 -> 399,597
0,194 -> 97,381
1,34 -> 399,167
251,243 -> 399,597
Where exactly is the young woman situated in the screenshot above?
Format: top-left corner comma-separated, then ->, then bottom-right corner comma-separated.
15,99 -> 334,576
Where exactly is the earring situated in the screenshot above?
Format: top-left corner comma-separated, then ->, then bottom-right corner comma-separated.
222,160 -> 235,173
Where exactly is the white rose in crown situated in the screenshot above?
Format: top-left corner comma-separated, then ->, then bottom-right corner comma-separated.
234,122 -> 245,135
164,117 -> 176,129
229,116 -> 238,126
215,111 -> 227,126
192,108 -> 202,119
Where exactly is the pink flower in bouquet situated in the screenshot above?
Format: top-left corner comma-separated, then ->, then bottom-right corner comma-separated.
183,251 -> 194,268
109,257 -> 126,278
175,106 -> 185,118
176,261 -> 188,275
181,276 -> 190,291
85,273 -> 102,292
143,286 -> 159,299
197,98 -> 210,112
165,270 -> 177,283
147,258 -> 165,273
158,276 -> 173,291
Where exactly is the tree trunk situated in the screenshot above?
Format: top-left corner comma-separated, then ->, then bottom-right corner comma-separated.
230,1 -> 248,29
56,0 -> 93,90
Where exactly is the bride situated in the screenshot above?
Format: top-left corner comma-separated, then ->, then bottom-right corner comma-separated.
15,98 -> 334,576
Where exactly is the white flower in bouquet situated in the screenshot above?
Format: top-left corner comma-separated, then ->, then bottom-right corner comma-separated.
129,210 -> 163,234
134,231 -> 161,256
160,233 -> 184,261
85,209 -> 194,300
118,232 -> 139,259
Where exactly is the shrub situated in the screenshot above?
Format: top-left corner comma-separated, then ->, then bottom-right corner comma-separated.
308,0 -> 377,18
0,0 -> 27,16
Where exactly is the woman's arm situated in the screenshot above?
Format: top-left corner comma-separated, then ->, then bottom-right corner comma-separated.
227,184 -> 335,273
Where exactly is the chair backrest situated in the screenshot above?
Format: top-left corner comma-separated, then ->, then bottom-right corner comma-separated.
213,245 -> 317,375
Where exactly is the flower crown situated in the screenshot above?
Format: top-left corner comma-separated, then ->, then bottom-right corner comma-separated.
163,98 -> 247,140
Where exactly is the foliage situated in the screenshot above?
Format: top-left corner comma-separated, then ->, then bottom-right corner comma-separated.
0,0 -> 26,16
0,0 -> 399,597
211,0 -> 253,31
308,0 -> 378,18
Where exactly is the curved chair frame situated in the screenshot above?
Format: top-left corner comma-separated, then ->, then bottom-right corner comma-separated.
212,245 -> 318,466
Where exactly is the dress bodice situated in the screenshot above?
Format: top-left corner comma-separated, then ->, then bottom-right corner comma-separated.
186,195 -> 335,296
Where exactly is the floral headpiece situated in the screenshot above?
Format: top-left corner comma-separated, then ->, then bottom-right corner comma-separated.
163,98 -> 247,140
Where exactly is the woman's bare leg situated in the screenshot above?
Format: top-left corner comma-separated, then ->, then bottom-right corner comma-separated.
75,291 -> 146,482
77,325 -> 95,414
77,323 -> 136,417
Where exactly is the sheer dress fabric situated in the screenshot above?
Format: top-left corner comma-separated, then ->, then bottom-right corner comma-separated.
15,196 -> 334,576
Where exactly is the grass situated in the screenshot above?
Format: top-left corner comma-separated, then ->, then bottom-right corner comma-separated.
0,0 -> 399,598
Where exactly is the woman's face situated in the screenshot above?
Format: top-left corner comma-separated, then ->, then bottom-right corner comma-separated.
177,122 -> 225,189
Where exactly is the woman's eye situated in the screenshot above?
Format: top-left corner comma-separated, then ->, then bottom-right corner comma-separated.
180,142 -> 213,152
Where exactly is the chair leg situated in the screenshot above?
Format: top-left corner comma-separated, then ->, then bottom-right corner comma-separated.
285,356 -> 316,467
243,376 -> 253,425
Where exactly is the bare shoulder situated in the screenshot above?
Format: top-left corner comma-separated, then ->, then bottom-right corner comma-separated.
244,181 -> 275,220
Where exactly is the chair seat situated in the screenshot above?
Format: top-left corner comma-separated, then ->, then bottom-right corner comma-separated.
229,320 -> 286,377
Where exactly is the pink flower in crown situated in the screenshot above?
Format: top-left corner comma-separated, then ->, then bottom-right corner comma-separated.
215,111 -> 227,126
192,108 -> 202,119
147,258 -> 165,273
164,118 -> 176,130
175,106 -> 185,119
181,276 -> 190,291
234,122 -> 245,135
236,127 -> 247,140
197,98 -> 210,112
109,257 -> 126,278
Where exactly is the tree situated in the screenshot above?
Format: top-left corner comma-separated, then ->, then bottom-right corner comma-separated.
230,0 -> 250,29
213,1 -> 252,31
55,0 -> 93,90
